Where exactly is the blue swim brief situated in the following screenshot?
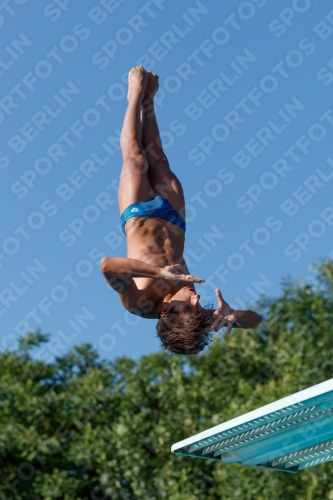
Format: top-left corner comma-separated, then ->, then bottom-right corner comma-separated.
120,196 -> 186,235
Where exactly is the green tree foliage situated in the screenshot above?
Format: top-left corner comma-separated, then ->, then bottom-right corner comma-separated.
1,261 -> 333,499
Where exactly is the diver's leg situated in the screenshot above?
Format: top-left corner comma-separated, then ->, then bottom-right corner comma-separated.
118,66 -> 153,214
141,72 -> 185,218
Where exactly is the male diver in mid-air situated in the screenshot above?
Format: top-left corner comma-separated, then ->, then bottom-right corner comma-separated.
100,66 -> 262,355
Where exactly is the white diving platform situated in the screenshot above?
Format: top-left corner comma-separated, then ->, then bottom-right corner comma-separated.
171,378 -> 333,473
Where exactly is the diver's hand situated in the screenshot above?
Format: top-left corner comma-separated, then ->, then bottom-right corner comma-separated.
160,264 -> 205,283
211,289 -> 237,333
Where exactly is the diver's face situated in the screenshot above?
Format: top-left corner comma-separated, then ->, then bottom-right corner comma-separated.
161,286 -> 202,315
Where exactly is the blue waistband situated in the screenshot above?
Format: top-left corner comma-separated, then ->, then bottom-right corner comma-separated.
120,196 -> 186,235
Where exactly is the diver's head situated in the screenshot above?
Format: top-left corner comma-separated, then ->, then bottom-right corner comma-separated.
156,287 -> 214,355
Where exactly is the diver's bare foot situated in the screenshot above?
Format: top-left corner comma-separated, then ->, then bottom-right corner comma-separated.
127,66 -> 148,102
143,72 -> 159,101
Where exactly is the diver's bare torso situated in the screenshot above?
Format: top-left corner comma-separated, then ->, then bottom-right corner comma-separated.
123,216 -> 192,318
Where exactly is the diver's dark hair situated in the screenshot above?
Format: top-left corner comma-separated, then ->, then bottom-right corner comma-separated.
156,306 -> 215,355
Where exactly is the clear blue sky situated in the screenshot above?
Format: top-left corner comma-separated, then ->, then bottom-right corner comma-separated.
1,0 -> 333,363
